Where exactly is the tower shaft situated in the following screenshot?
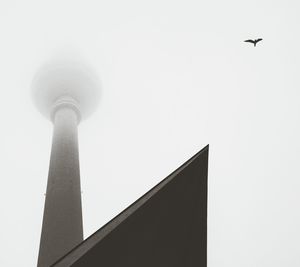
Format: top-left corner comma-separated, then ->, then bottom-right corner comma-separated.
38,107 -> 83,267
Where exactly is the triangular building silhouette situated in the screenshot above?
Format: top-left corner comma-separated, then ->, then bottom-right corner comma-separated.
52,145 -> 209,267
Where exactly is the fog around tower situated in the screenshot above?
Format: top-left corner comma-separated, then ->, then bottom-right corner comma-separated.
31,57 -> 101,122
0,1 -> 300,267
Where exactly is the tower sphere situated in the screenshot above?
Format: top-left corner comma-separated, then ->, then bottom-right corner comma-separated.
32,60 -> 101,122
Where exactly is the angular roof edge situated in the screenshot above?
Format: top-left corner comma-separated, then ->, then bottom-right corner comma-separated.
52,144 -> 209,267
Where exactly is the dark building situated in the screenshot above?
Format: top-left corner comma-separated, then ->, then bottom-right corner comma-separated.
52,145 -> 209,267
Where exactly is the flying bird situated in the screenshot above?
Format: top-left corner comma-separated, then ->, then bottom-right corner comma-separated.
244,38 -> 263,47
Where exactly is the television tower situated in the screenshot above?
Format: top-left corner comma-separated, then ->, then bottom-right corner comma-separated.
32,61 -> 100,267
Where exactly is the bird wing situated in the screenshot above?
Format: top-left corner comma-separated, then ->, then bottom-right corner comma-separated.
256,38 -> 263,42
244,39 -> 255,43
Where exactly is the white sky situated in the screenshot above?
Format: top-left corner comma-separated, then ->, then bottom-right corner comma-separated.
0,0 -> 300,266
